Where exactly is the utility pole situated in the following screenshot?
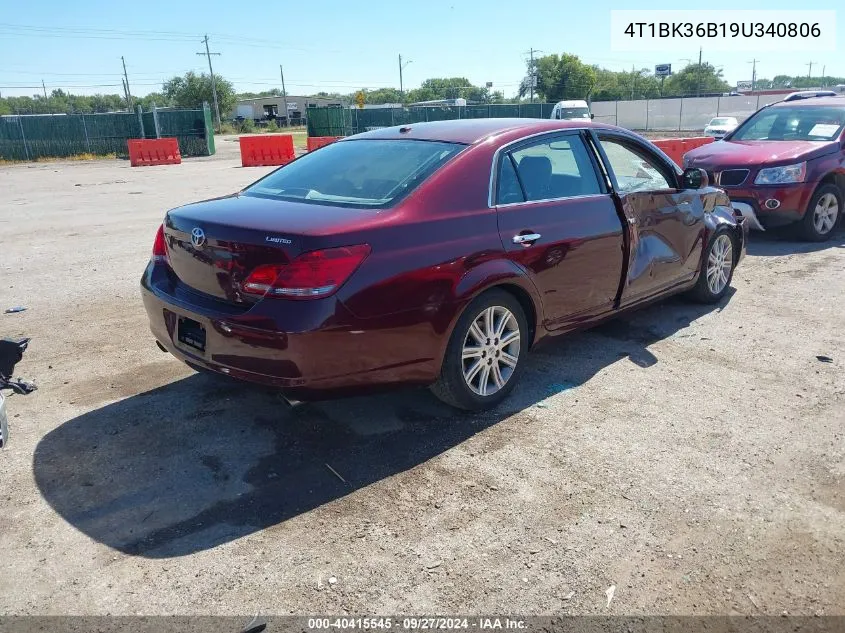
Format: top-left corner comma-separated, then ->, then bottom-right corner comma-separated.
821,65 -> 826,86
806,61 -> 815,78
41,80 -> 47,99
529,48 -> 536,103
121,56 -> 133,110
279,64 -> 290,127
748,58 -> 759,92
696,47 -> 703,97
631,64 -> 635,100
197,35 -> 222,133
399,54 -> 404,95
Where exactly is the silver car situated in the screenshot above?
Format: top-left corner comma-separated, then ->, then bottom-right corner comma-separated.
704,117 -> 739,139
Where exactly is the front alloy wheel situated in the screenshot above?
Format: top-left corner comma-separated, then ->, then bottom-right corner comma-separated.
799,184 -> 842,242
812,192 -> 839,236
706,234 -> 733,295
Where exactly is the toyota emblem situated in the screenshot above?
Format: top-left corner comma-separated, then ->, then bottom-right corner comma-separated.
190,227 -> 206,248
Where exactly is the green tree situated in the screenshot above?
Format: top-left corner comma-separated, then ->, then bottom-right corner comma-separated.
406,77 -> 490,103
162,71 -> 236,113
362,88 -> 404,105
522,54 -> 596,102
663,63 -> 730,96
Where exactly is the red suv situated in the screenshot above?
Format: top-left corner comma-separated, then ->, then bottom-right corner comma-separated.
684,93 -> 845,241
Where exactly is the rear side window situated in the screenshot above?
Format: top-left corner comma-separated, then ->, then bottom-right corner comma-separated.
507,136 -> 602,202
498,135 -> 601,204
245,139 -> 464,208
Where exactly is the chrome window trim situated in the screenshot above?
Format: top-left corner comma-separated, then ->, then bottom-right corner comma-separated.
496,192 -> 610,209
487,128 -> 591,208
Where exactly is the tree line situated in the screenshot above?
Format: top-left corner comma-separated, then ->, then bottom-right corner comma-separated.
2,59 -> 843,116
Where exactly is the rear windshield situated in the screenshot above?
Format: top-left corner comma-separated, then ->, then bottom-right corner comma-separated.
556,108 -> 591,119
731,105 -> 845,141
244,139 -> 464,208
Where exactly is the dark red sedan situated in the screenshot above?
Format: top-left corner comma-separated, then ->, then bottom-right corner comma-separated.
142,119 -> 747,410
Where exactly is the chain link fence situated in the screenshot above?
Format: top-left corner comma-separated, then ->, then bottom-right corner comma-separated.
0,104 -> 215,161
307,103 -> 560,137
306,94 -> 788,138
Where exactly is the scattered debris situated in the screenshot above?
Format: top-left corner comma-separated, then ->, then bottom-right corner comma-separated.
816,355 -> 833,363
4,306 -> 26,314
548,381 -> 576,393
563,591 -> 575,600
239,615 -> 267,633
425,560 -> 442,570
535,402 -> 548,409
543,536 -> 558,545
605,585 -> 616,608
328,576 -> 337,585
325,463 -> 347,484
748,593 -> 761,610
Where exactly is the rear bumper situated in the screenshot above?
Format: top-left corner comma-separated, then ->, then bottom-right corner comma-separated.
140,265 -> 443,399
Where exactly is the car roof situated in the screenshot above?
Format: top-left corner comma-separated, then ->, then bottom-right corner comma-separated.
770,95 -> 845,107
349,118 -> 621,145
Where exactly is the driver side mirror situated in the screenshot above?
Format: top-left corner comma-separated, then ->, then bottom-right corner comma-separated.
681,167 -> 708,190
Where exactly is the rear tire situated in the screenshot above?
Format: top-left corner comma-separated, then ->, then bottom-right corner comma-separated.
430,289 -> 528,411
797,183 -> 841,242
688,229 -> 735,304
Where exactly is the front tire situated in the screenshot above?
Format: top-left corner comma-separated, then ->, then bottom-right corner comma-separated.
797,184 -> 841,242
430,289 -> 528,411
688,229 -> 735,304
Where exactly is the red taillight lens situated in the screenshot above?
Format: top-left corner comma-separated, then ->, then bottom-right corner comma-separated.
242,244 -> 371,300
151,224 -> 168,264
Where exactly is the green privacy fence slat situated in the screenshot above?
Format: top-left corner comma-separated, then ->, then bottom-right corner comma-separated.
306,104 -> 562,138
0,108 -> 214,161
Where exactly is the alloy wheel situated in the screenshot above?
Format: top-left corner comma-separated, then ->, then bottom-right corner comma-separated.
813,192 -> 839,235
461,306 -> 521,397
706,234 -> 733,295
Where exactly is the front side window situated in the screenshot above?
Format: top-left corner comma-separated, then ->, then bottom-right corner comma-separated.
599,138 -> 674,194
731,105 -> 845,141
245,139 -> 464,208
501,136 -> 601,203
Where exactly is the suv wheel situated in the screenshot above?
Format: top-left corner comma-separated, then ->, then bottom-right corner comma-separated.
430,289 -> 528,411
798,184 -> 841,242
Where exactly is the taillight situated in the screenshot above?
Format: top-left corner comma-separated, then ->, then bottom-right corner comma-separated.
151,224 -> 168,264
242,244 -> 371,300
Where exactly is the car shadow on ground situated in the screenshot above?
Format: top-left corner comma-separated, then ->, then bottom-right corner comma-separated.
746,225 -> 845,257
34,291 -> 733,559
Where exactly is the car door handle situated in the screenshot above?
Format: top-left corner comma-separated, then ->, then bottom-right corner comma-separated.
512,233 -> 541,246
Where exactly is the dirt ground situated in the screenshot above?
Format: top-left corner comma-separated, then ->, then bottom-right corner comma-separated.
0,150 -> 843,617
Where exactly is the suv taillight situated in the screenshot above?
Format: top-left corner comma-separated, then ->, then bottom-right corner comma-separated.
151,224 -> 168,264
242,244 -> 371,300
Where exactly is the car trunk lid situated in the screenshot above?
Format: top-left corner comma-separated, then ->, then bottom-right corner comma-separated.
163,194 -> 378,304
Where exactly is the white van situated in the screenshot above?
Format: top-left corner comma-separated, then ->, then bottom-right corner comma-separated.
550,100 -> 593,120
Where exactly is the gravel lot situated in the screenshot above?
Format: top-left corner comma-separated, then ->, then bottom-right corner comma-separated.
0,150 -> 843,617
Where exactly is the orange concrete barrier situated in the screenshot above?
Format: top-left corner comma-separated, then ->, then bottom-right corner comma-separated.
652,136 -> 714,168
306,136 -> 343,152
127,138 -> 181,166
239,134 -> 295,167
